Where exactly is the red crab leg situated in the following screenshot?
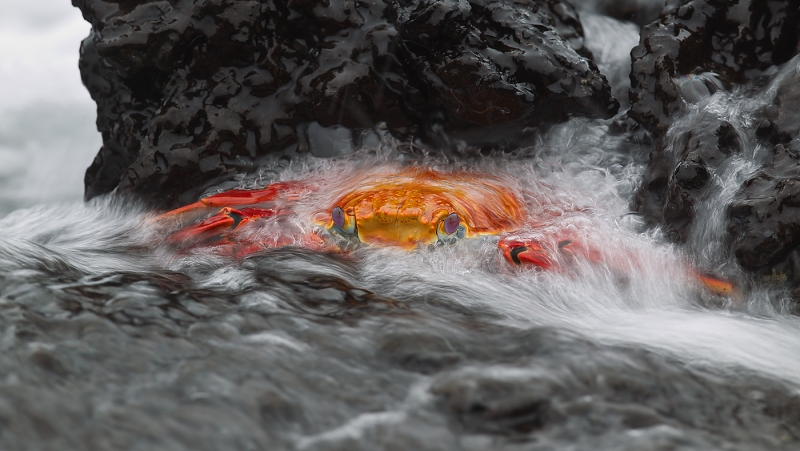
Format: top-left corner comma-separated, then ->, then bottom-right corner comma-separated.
168,207 -> 277,242
498,235 -> 600,271
499,235 -> 737,297
692,272 -> 737,297
166,203 -> 331,258
498,237 -> 558,270
159,181 -> 307,218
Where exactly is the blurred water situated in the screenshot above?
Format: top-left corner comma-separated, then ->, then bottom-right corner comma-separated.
581,13 -> 640,110
0,0 -> 100,216
2,2 -> 800,451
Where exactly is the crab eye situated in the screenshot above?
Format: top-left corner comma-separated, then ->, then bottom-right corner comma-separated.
443,213 -> 460,235
332,206 -> 345,228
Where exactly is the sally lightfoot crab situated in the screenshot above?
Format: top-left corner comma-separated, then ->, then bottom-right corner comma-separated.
157,167 -> 735,297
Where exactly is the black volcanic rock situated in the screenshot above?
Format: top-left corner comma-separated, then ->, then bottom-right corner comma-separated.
728,68 -> 800,291
635,119 -> 742,242
630,0 -> 800,242
73,0 -> 618,207
629,0 -> 800,135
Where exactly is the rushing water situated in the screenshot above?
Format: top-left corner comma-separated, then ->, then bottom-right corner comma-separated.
3,3 -> 800,451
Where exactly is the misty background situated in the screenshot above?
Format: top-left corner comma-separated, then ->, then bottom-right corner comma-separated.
0,0 -> 100,217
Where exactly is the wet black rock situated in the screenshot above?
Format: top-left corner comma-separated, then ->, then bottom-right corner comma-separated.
728,71 -> 800,291
629,0 -> 800,135
73,0 -> 618,208
630,0 -> 800,243
635,119 -> 742,241
6,245 -> 800,449
427,328 -> 800,447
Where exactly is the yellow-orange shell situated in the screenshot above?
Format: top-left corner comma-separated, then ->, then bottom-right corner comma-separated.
323,168 -> 525,249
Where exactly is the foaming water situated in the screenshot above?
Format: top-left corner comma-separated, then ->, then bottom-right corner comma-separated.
660,56 -> 800,271
0,197 -> 152,274
3,127 -> 800,449
5,3 -> 800,448
1,117 -> 790,381
149,142 -> 800,387
580,13 -> 641,109
362,248 -> 800,383
352,207 -> 800,386
664,91 -> 764,265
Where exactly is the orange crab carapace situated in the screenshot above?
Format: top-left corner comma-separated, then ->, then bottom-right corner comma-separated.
324,169 -> 524,249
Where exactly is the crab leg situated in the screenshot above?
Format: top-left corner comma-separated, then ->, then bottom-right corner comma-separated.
498,234 -> 602,271
498,234 -> 737,297
168,207 -> 278,242
158,181 -> 307,218
693,272 -> 737,297
498,237 -> 557,270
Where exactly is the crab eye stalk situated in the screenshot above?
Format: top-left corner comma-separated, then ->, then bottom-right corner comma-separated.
436,212 -> 465,244
329,205 -> 357,238
443,213 -> 460,235
332,206 -> 345,228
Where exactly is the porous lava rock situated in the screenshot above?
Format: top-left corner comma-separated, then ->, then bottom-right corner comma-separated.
629,0 -> 800,135
73,0 -> 618,207
630,0 -> 800,241
636,119 -> 742,242
728,68 -> 800,292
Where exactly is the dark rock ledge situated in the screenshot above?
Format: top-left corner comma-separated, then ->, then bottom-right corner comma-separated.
73,0 -> 618,208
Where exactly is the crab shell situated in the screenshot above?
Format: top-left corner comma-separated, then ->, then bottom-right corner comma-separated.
322,168 -> 525,249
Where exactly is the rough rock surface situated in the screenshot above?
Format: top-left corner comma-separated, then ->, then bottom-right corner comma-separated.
5,249 -> 800,448
728,69 -> 800,291
630,0 -> 800,245
636,117 -> 743,242
73,0 -> 618,207
629,0 -> 800,135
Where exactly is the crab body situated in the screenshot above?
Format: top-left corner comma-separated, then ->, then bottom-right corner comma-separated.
158,167 -> 735,296
324,169 -> 523,249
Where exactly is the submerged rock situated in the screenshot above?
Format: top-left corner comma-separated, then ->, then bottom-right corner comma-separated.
73,0 -> 618,207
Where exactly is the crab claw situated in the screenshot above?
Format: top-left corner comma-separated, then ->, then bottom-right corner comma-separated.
498,237 -> 557,270
168,207 -> 277,243
499,234 -> 738,297
498,234 -> 598,271
158,181 -> 307,218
